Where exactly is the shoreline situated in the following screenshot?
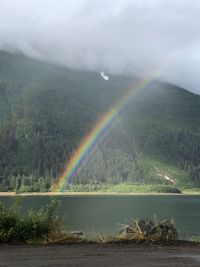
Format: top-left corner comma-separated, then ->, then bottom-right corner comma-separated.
0,191 -> 199,196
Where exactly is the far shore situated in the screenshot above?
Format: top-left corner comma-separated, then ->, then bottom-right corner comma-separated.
0,191 -> 199,196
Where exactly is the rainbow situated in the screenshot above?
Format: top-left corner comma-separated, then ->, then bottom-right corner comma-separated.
52,75 -> 155,191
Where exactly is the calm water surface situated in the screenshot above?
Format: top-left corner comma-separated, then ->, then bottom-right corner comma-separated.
0,195 -> 199,239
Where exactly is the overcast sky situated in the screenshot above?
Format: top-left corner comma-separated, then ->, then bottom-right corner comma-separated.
0,0 -> 200,92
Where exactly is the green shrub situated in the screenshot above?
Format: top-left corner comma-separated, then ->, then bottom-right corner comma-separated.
0,198 -> 62,243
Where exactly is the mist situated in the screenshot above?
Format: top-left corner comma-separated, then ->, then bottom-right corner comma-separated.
0,0 -> 200,92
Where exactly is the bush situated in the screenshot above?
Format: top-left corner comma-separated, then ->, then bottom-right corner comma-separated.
0,198 -> 62,243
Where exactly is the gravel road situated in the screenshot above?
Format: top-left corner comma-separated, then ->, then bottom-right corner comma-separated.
0,243 -> 200,267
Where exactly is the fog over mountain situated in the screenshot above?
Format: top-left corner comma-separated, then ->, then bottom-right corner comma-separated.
0,0 -> 200,92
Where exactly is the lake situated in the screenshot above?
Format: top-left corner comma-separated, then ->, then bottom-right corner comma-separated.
0,195 -> 199,239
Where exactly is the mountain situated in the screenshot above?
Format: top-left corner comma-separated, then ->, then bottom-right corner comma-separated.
0,50 -> 200,192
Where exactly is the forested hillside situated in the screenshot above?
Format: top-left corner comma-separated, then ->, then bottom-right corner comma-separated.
0,50 -> 200,192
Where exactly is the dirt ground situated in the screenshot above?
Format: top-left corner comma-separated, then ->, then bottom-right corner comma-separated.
0,243 -> 200,267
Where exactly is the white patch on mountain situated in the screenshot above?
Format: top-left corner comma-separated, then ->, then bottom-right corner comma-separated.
100,72 -> 109,81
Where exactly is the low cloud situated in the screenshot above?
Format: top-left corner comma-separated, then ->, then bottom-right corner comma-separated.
0,0 -> 200,92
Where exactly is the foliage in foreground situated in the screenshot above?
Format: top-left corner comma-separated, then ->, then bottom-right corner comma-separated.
97,218 -> 179,244
0,198 -> 62,243
119,219 -> 178,241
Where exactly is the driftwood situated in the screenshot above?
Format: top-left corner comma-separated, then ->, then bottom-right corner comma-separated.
70,231 -> 85,237
119,219 -> 178,241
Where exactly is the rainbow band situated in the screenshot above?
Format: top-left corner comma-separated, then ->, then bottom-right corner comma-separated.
52,75 -> 154,191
